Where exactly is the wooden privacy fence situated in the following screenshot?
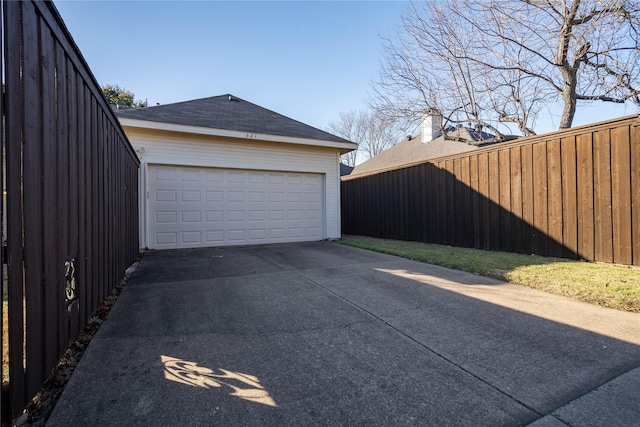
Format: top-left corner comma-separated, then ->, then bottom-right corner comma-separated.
2,0 -> 140,419
341,115 -> 640,267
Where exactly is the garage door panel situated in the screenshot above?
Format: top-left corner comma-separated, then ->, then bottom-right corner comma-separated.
228,211 -> 246,221
181,211 -> 201,223
287,192 -> 303,202
306,210 -> 321,220
155,190 -> 176,202
205,170 -> 224,182
269,210 -> 285,221
305,175 -> 320,185
248,191 -> 265,202
269,192 -> 285,202
206,230 -> 224,243
155,168 -> 177,181
287,211 -> 303,220
228,229 -> 246,241
148,165 -> 324,249
206,211 -> 224,222
288,228 -> 303,238
156,211 -> 177,223
181,231 -> 202,244
249,211 -> 266,221
206,191 -> 224,202
306,227 -> 321,238
249,173 -> 266,183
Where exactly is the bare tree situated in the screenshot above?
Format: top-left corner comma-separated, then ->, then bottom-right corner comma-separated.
326,110 -> 365,167
327,110 -> 402,165
373,0 -> 640,137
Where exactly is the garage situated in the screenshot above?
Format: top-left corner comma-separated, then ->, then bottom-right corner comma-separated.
116,94 -> 357,249
148,165 -> 324,249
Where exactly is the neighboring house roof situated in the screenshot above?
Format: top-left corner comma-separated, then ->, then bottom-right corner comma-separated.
116,94 -> 351,144
448,126 -> 498,146
340,163 -> 354,176
351,125 -> 499,176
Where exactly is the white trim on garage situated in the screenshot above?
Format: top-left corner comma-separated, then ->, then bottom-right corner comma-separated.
119,117 -> 357,154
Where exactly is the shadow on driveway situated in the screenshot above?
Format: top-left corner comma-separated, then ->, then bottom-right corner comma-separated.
47,242 -> 640,426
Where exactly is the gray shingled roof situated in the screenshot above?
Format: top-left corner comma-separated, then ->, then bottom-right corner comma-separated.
340,163 -> 354,176
115,94 -> 350,143
351,126 -> 500,176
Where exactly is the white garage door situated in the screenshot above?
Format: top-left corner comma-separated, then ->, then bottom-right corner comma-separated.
147,165 -> 324,249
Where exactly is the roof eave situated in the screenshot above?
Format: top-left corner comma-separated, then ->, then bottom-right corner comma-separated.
118,118 -> 358,154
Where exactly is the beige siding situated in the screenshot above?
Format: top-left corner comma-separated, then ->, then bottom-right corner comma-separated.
125,127 -> 342,248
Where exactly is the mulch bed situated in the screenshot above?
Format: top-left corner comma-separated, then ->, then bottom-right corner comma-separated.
14,258 -> 141,426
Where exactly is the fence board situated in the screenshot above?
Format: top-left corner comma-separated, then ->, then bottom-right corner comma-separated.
97,108 -> 104,301
384,171 -> 392,238
41,21 -> 61,373
510,148 -> 523,253
69,60 -> 82,340
459,157 -> 472,247
426,163 -> 438,243
383,172 -> 390,239
435,162 -> 445,244
56,43 -> 71,351
445,160 -> 455,244
5,1 -> 28,413
498,150 -> 512,252
488,151 -> 500,250
576,132 -> 595,261
477,153 -> 490,249
22,2 -> 46,398
452,159 -> 462,246
370,173 -> 378,237
0,9 -> 3,414
533,143 -> 548,255
632,122 -> 640,266
547,139 -> 563,257
416,165 -> 427,242
377,173 -> 385,237
469,156 -> 482,249
83,84 -> 94,324
593,129 -> 614,262
395,169 -> 403,239
357,178 -> 363,236
0,9 -> 4,417
561,136 -> 578,259
401,168 -> 409,240
521,145 -> 535,254
361,178 -> 369,236
610,126 -> 632,265
402,168 -> 411,240
410,167 -> 420,241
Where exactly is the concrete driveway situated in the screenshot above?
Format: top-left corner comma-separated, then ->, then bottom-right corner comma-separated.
47,242 -> 640,426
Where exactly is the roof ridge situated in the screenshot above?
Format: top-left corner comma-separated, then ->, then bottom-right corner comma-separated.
115,94 -> 353,144
135,93 -> 236,110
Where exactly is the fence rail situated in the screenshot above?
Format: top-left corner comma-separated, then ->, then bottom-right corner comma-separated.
342,115 -> 640,267
3,0 -> 140,419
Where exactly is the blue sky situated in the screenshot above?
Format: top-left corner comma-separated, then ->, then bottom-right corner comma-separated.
55,0 -> 408,132
55,0 -> 637,137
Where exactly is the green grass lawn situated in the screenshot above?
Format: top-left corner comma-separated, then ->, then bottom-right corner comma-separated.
339,236 -> 640,313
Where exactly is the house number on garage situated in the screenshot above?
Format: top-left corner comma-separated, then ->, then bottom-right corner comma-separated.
245,133 -> 257,139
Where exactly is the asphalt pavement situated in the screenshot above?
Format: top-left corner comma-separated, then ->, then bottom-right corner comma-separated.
46,242 -> 640,426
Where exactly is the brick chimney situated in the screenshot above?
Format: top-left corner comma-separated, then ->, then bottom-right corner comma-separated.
421,109 -> 442,143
